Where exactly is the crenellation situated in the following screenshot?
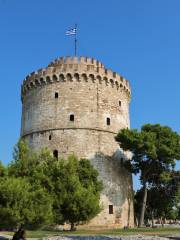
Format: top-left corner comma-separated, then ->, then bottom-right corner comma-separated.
65,56 -> 73,63
21,57 -> 131,105
37,68 -> 43,74
86,57 -> 93,64
92,58 -> 97,65
106,69 -> 114,78
22,73 -> 131,98
120,76 -> 124,82
115,74 -> 121,82
30,71 -> 35,76
79,56 -> 86,64
96,60 -> 101,67
113,72 -> 116,78
21,72 -> 131,98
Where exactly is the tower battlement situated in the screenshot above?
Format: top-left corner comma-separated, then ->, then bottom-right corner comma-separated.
21,56 -> 131,100
48,56 -> 105,68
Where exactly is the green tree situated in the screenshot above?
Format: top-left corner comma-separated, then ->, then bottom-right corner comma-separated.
0,161 -> 7,177
9,140 -> 103,230
115,124 -> 180,227
0,177 -> 53,229
135,171 -> 180,227
177,206 -> 180,220
56,156 -> 103,230
9,139 -> 40,178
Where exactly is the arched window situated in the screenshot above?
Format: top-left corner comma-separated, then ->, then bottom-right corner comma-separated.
53,75 -> 58,81
96,75 -> 102,83
53,150 -> 58,159
46,76 -> 51,83
66,73 -> 72,81
110,79 -> 114,86
59,74 -> 65,82
70,114 -> 74,121
82,73 -> 88,82
89,74 -> 95,82
107,117 -> 110,126
74,73 -> 80,81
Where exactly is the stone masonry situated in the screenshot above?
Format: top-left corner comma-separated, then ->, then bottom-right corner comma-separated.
21,56 -> 134,228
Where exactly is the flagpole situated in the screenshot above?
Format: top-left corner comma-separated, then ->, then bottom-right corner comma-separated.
74,24 -> 77,56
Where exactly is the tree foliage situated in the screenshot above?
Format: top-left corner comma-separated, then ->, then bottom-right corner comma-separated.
135,171 -> 180,225
0,177 -> 53,229
116,124 -> 180,226
52,156 -> 103,230
5,139 -> 103,230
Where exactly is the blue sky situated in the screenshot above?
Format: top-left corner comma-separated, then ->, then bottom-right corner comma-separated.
0,0 -> 179,190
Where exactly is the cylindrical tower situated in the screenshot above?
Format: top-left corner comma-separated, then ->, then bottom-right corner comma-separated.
21,56 -> 134,227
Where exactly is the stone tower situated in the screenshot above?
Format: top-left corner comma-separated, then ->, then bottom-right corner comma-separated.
21,56 -> 134,228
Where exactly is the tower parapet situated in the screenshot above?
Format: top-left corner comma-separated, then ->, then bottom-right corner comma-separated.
21,56 -> 131,101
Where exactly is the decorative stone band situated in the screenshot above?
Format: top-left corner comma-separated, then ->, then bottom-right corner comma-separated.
21,127 -> 118,138
21,57 -> 131,101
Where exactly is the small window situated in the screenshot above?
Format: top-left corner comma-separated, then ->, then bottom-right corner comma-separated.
107,117 -> 110,125
70,114 -> 74,121
49,135 -> 52,141
119,101 -> 121,107
55,92 -> 58,98
109,205 -> 113,214
53,150 -> 58,159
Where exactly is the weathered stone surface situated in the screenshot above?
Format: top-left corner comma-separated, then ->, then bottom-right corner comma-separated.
21,56 -> 134,227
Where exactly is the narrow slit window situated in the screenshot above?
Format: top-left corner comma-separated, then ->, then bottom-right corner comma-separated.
55,92 -> 58,98
119,100 -> 121,107
49,135 -> 52,141
107,117 -> 110,125
53,150 -> 58,159
70,114 -> 74,121
109,205 -> 113,214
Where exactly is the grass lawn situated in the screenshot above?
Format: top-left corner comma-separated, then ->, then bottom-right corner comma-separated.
1,227 -> 180,238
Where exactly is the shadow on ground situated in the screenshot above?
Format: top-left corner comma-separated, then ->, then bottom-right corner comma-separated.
168,237 -> 180,240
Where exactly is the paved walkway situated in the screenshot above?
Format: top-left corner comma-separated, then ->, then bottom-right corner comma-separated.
0,233 -> 180,240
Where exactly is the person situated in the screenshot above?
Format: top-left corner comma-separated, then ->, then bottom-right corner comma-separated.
12,227 -> 26,240
19,229 -> 26,240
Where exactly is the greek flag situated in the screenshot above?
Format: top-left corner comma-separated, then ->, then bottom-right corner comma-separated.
66,27 -> 77,35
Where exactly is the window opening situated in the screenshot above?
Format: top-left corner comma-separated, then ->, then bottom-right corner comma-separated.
107,117 -> 110,125
109,205 -> 113,214
70,114 -> 74,121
